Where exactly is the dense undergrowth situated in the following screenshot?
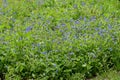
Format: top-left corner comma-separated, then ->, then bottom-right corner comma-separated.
0,0 -> 120,80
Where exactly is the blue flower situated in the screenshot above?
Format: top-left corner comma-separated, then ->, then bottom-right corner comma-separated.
25,26 -> 33,32
90,16 -> 96,21
61,23 -> 66,27
84,17 -> 87,22
75,20 -> 80,24
95,28 -> 99,31
71,25 -> 76,29
3,0 -> 8,7
98,30 -> 103,36
53,63 -> 56,67
81,1 -> 86,6
105,17 -> 109,22
73,35 -> 78,39
100,5 -> 103,10
56,25 -> 60,29
108,24 -> 112,30
69,52 -> 74,55
79,16 -> 82,20
41,51 -> 47,54
56,70 -> 58,74
73,4 -> 77,8
108,48 -> 113,51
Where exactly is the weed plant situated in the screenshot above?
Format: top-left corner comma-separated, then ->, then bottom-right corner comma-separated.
0,0 -> 120,80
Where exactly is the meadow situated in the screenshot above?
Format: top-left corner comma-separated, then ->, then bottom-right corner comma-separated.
0,0 -> 120,80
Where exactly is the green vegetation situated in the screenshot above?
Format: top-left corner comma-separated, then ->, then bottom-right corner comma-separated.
91,70 -> 120,80
0,0 -> 120,80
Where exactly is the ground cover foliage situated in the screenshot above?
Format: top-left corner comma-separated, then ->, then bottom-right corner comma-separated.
0,0 -> 120,80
